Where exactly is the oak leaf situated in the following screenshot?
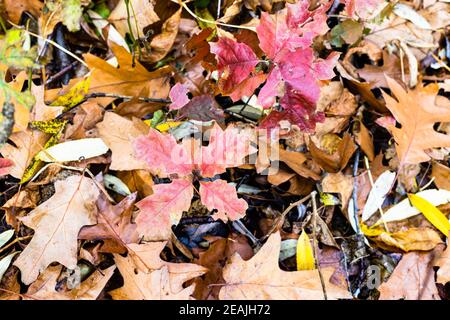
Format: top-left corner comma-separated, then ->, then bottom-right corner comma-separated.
108,0 -> 160,38
378,248 -> 442,300
14,175 -> 99,285
110,242 -> 206,300
382,77 -> 450,164
434,244 -> 450,285
199,124 -> 257,177
219,232 -> 352,299
199,180 -> 248,221
25,265 -> 115,300
133,127 -> 193,177
97,112 -> 149,171
79,193 -> 138,254
136,179 -> 193,240
178,95 -> 225,123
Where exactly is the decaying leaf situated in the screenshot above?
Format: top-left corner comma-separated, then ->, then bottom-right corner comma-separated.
110,242 -> 206,300
378,248 -> 442,300
26,265 -> 115,300
382,77 -> 450,165
13,175 -> 99,285
219,232 -> 351,299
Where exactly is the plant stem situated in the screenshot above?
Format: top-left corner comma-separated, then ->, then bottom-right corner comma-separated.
311,191 -> 328,300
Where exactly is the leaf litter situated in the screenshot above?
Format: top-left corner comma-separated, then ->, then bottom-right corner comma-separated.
0,0 -> 449,301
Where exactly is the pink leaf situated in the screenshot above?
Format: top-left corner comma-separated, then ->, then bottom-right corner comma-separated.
136,179 -> 193,240
258,66 -> 283,108
134,129 -> 194,177
0,158 -> 13,176
314,52 -> 341,80
199,124 -> 256,178
345,0 -> 385,19
210,37 -> 259,94
199,179 -> 247,221
169,83 -> 190,110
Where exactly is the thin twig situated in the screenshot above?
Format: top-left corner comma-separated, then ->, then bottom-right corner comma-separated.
311,191 -> 328,300
0,236 -> 32,255
178,0 -> 255,31
85,92 -> 171,104
262,193 -> 312,241
45,61 -> 78,85
8,21 -> 88,67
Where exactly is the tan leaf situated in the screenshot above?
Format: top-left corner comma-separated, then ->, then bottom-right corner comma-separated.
110,242 -> 207,300
378,247 -> 443,300
25,265 -> 115,300
368,227 -> 444,252
431,161 -> 450,191
30,85 -> 64,122
79,193 -> 138,254
309,132 -> 357,173
97,112 -> 149,171
278,148 -> 320,180
108,0 -> 160,38
355,121 -> 375,161
434,244 -> 450,285
219,232 -> 351,300
322,172 -> 354,210
382,77 -> 450,164
84,44 -> 171,100
4,0 -> 43,24
144,8 -> 182,63
13,175 -> 99,285
0,129 -> 48,179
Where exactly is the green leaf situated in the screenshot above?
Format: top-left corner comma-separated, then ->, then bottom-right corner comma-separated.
330,20 -> 364,48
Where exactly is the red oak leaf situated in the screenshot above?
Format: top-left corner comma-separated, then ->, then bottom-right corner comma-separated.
169,83 -> 190,110
199,124 -> 257,178
210,37 -> 259,94
0,158 -> 13,176
136,179 -> 193,240
199,179 -> 248,221
134,128 -> 194,177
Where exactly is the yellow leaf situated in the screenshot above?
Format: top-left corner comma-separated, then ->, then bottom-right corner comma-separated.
361,223 -> 386,237
51,77 -> 90,110
155,121 -> 182,132
408,193 -> 450,236
296,231 -> 315,271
